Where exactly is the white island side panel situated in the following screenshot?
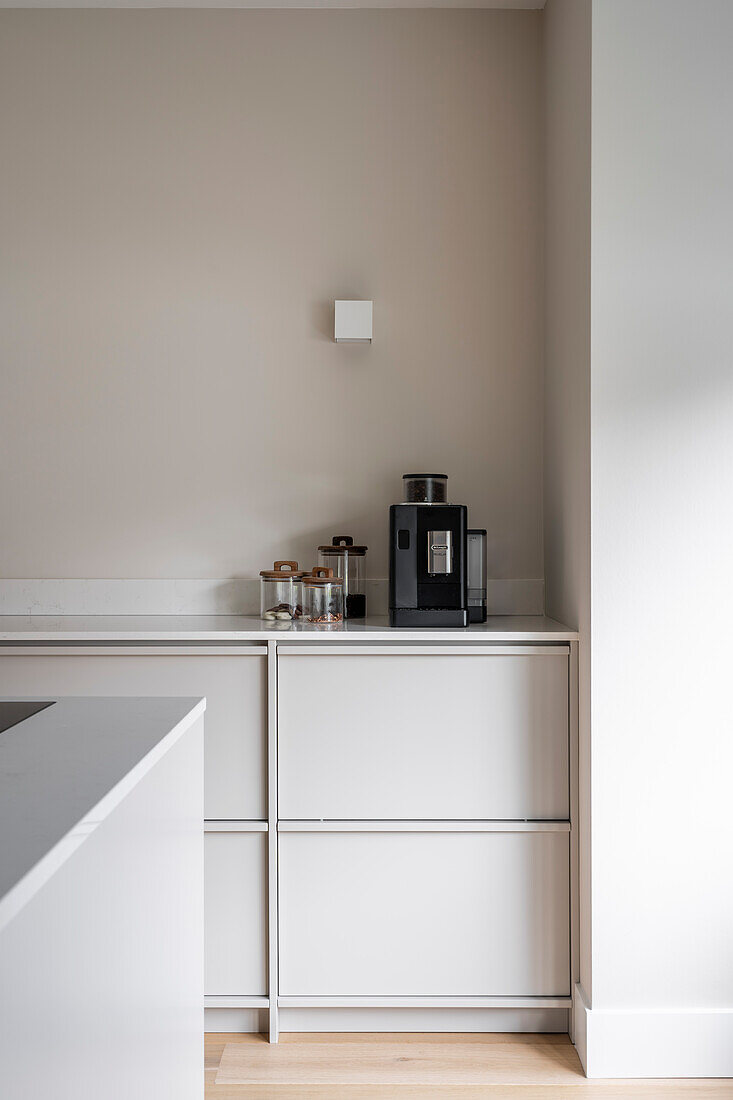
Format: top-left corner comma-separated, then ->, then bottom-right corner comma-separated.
0,695 -> 205,932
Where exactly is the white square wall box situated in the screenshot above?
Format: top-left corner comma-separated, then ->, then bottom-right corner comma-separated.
334,300 -> 373,343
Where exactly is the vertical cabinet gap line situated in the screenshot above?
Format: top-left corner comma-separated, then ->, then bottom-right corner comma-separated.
266,640 -> 279,1042
568,639 -> 580,1042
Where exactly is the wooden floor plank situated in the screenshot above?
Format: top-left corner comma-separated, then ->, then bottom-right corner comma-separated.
215,1037 -> 583,1085
205,1034 -> 733,1099
214,1042 -> 581,1086
276,1033 -> 572,1046
206,1083 -> 733,1099
208,1033 -> 570,1047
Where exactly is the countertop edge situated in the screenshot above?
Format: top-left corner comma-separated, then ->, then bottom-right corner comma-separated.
0,615 -> 579,643
0,632 -> 578,642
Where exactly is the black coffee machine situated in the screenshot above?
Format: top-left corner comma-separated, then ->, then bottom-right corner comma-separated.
389,474 -> 469,627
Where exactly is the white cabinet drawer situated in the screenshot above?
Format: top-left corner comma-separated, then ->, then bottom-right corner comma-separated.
279,649 -> 569,820
279,829 -> 570,997
0,647 -> 266,819
205,831 -> 267,996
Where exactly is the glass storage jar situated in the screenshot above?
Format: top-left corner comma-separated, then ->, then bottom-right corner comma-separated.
259,561 -> 303,621
317,535 -> 368,619
291,570 -> 308,620
302,567 -> 344,625
402,473 -> 448,504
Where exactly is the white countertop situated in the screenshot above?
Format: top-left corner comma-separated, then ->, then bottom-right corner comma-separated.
0,614 -> 577,643
0,696 -> 205,933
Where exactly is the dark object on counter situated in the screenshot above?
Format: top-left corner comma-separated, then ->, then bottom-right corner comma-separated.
402,473 -> 448,504
346,593 -> 367,619
467,529 -> 488,623
0,700 -> 55,734
390,475 -> 468,627
317,536 -> 368,619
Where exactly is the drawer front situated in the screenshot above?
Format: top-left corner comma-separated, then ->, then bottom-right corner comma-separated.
205,832 -> 267,996
279,650 -> 569,820
279,830 -> 570,997
0,649 -> 266,819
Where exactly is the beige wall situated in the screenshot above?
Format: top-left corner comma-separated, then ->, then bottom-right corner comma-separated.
542,0 -> 591,995
0,9 -> 543,583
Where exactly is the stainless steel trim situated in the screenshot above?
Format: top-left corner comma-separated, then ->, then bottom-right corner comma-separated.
427,530 -> 452,575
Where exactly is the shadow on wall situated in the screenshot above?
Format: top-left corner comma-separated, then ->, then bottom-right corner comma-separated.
311,301 -> 334,342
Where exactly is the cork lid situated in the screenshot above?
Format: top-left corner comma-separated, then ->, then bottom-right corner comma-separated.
317,535 -> 368,556
303,566 -> 344,587
259,560 -> 308,580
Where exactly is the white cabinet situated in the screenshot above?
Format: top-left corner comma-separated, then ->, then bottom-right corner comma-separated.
279,828 -> 570,997
0,647 -> 266,819
0,634 -> 575,1033
0,645 -> 270,1005
279,648 -> 569,820
204,831 -> 268,996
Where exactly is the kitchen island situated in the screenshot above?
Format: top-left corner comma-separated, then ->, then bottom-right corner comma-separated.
0,696 -> 205,1100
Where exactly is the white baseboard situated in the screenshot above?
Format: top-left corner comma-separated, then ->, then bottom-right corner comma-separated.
276,1007 -> 567,1033
573,983 -> 733,1078
0,577 -> 544,617
205,1007 -> 268,1033
204,1005 -> 568,1035
572,984 -> 590,1073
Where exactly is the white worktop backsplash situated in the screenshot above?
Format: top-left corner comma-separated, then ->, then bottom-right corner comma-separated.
0,578 -> 544,618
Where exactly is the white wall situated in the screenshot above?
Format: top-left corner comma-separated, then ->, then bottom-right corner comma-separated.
583,0 -> 733,1076
542,0 -> 591,1002
0,10 -> 543,588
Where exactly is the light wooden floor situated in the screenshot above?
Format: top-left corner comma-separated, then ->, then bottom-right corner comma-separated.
205,1034 -> 733,1099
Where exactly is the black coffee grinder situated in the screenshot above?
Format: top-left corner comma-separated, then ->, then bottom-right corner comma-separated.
389,474 -> 468,627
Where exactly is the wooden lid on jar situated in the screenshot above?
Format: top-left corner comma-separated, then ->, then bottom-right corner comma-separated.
317,535 -> 368,556
259,560 -> 307,580
303,566 -> 344,587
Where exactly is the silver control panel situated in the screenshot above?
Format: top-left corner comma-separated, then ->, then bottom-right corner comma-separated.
428,530 -> 453,575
